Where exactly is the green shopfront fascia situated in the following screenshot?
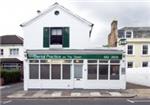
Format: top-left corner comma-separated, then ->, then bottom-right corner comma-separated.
26,53 -> 126,89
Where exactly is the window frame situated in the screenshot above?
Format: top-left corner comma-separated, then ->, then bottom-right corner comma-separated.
127,44 -> 134,55
127,61 -> 134,68
0,49 -> 4,56
141,44 -> 149,55
9,48 -> 19,56
125,30 -> 133,38
49,28 -> 63,46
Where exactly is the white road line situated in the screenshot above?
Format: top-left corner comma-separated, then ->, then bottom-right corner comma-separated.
2,100 -> 12,104
127,99 -> 135,103
127,99 -> 150,103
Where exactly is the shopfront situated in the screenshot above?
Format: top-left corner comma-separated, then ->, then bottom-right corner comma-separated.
24,49 -> 126,90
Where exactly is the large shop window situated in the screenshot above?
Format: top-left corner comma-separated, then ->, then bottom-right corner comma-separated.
29,64 -> 39,79
40,64 -> 50,79
88,65 -> 97,79
51,64 -> 61,79
99,65 -> 108,80
110,65 -> 120,80
62,64 -> 71,79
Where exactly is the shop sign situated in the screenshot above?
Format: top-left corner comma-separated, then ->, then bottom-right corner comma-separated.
27,54 -> 122,59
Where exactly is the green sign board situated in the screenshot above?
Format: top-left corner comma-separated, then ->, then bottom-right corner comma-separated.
27,54 -> 122,59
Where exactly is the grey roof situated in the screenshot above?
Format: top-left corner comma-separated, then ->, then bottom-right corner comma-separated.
118,27 -> 150,38
20,2 -> 93,27
0,58 -> 22,63
0,35 -> 23,45
26,49 -> 123,55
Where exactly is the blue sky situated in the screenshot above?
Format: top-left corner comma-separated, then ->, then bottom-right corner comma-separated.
0,0 -> 150,46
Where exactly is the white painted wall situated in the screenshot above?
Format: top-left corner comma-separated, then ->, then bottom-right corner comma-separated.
126,67 -> 150,87
23,7 -> 92,50
0,45 -> 24,61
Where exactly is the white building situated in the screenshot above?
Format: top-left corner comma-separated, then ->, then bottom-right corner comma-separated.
21,3 -> 126,90
0,35 -> 23,70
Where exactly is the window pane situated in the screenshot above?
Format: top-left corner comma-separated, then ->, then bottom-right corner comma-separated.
51,35 -> 62,44
143,45 -> 148,54
40,64 -> 50,79
110,60 -> 120,63
88,64 -> 97,79
52,29 -> 57,35
142,62 -> 148,67
57,29 -> 62,35
88,60 -> 97,63
29,64 -> 39,79
99,60 -> 108,63
74,64 -> 82,78
110,65 -> 120,80
128,45 -> 133,54
128,62 -> 133,68
40,60 -> 48,63
29,60 -> 39,63
74,60 -> 83,63
51,64 -> 61,79
99,65 -> 108,80
62,64 -> 71,79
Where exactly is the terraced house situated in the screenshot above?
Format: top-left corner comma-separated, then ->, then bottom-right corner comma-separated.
21,3 -> 126,90
108,21 -> 150,68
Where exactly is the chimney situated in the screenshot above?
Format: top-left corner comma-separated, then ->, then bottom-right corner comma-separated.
111,20 -> 118,32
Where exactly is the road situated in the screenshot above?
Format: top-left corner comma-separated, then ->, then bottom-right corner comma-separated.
1,98 -> 150,105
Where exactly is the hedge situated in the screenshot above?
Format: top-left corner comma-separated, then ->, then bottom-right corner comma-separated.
0,69 -> 21,84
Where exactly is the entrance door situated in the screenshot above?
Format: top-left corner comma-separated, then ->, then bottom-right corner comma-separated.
73,64 -> 83,88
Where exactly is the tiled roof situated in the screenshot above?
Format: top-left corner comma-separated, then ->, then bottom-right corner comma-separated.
0,35 -> 23,45
118,27 -> 150,38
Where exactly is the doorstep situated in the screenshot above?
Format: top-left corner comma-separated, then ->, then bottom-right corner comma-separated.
6,89 -> 136,99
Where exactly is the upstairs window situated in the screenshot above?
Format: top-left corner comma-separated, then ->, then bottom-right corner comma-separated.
43,27 -> 69,48
142,45 -> 148,55
125,30 -> 132,38
127,45 -> 133,55
9,48 -> 19,55
50,28 -> 63,45
0,49 -> 3,56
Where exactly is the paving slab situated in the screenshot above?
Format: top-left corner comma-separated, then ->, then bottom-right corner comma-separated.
51,91 -> 62,97
108,92 -> 122,96
71,92 -> 81,96
90,92 -> 101,96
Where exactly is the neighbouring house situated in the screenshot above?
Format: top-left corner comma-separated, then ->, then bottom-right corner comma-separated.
0,35 -> 24,70
108,20 -> 150,68
21,3 -> 126,90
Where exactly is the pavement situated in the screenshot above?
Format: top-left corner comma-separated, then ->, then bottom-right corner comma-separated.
1,82 -> 150,99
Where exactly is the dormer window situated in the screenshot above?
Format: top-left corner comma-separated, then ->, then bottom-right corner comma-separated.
125,30 -> 133,38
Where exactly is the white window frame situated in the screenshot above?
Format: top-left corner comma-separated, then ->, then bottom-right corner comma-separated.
127,61 -> 134,68
141,61 -> 149,67
9,48 -> 19,56
141,44 -> 149,56
124,30 -> 133,38
0,49 -> 4,56
126,44 -> 134,55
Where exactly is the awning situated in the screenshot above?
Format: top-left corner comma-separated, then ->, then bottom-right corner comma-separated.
26,49 -> 123,60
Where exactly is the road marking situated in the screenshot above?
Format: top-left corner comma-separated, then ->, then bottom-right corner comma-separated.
127,99 -> 150,103
127,99 -> 135,103
2,100 -> 12,104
